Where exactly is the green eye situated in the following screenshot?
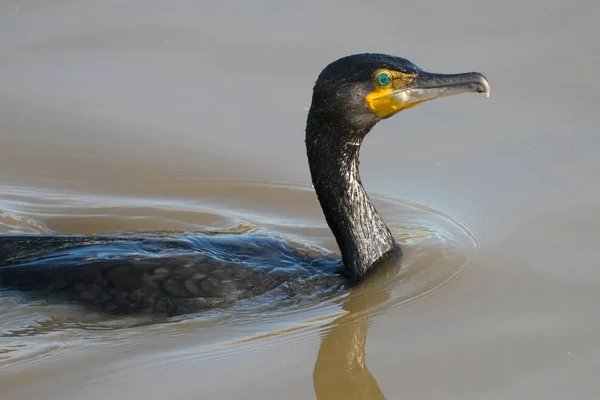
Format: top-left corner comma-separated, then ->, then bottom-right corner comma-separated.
376,72 -> 391,87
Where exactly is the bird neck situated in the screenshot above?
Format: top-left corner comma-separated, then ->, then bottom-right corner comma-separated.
305,116 -> 398,280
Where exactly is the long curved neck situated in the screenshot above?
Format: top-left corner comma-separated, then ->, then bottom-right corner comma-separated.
305,115 -> 398,280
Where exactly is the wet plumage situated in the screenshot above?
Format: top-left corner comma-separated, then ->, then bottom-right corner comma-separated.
0,53 -> 489,315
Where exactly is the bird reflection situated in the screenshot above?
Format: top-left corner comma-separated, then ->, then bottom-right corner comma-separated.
313,255 -> 401,400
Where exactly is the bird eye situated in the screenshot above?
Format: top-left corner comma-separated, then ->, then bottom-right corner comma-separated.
376,72 -> 391,87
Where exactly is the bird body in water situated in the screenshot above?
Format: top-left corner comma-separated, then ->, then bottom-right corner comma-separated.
0,53 -> 489,315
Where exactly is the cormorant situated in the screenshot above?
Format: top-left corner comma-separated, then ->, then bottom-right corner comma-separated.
0,54 -> 489,315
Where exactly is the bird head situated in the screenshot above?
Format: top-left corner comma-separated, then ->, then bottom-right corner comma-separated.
308,53 -> 490,132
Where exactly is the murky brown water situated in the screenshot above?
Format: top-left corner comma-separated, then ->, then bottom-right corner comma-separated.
1,1 -> 600,399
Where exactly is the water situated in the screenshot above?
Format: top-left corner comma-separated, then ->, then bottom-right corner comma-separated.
1,1 -> 600,399
0,179 -> 476,399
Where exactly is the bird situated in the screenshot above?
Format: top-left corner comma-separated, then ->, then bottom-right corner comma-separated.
0,53 -> 490,315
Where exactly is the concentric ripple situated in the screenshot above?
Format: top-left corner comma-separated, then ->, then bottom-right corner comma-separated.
0,178 -> 478,367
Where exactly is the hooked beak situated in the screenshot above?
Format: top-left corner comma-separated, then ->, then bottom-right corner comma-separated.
367,70 -> 490,118
398,71 -> 490,103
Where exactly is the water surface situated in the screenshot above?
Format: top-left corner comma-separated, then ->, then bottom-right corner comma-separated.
1,1 -> 600,399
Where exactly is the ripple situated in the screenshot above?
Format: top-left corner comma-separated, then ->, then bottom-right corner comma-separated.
0,178 -> 477,364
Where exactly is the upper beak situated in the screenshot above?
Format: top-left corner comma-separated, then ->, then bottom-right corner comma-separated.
392,71 -> 490,109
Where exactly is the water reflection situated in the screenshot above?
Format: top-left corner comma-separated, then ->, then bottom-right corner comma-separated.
313,257 -> 401,400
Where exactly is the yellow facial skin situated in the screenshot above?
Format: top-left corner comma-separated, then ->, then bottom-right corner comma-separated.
365,69 -> 419,118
